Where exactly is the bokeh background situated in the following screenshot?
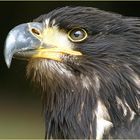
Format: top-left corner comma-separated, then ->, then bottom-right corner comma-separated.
0,1 -> 140,138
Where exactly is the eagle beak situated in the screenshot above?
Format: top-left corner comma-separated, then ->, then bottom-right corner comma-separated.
4,22 -> 43,68
4,22 -> 82,68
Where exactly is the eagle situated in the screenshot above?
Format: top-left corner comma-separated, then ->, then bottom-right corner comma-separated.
4,6 -> 140,139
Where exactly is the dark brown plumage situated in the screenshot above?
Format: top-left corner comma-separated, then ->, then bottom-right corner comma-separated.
4,6 -> 140,139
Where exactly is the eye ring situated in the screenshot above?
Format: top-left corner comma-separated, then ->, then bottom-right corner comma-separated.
68,28 -> 88,43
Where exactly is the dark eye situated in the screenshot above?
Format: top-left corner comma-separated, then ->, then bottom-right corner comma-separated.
31,28 -> 41,36
68,28 -> 88,42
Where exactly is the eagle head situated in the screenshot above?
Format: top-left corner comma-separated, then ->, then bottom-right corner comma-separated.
4,6 -> 140,139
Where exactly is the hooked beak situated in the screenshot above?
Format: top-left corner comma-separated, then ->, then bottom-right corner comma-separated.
4,22 -> 43,68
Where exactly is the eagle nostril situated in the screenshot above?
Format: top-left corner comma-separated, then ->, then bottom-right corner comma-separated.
31,28 -> 40,36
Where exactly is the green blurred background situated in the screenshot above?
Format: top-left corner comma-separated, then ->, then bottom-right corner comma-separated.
0,1 -> 140,139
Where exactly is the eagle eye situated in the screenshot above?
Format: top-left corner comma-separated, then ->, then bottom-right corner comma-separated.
68,28 -> 88,42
